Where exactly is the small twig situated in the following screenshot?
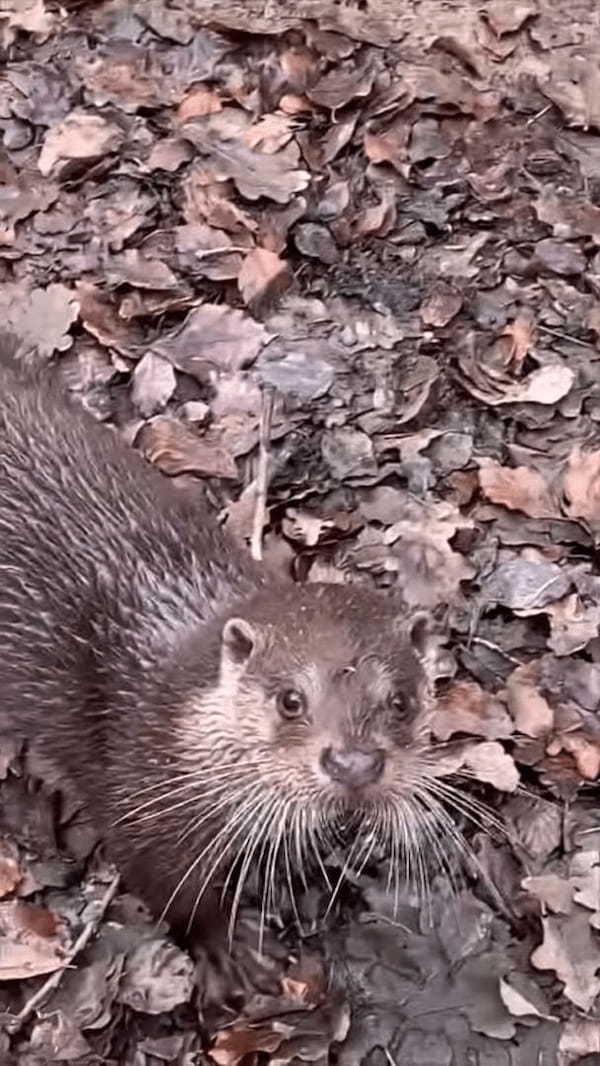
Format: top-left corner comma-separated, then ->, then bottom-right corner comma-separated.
7,871 -> 120,1034
250,386 -> 275,562
526,103 -> 552,126
537,324 -> 592,350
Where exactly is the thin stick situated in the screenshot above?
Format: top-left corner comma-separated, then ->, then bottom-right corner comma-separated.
7,871 -> 120,1034
250,386 -> 275,562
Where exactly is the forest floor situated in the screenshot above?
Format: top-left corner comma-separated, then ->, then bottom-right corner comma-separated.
2,0 -> 600,1063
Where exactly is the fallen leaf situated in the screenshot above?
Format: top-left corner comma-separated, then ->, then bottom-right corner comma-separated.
152,304 -> 271,378
117,939 -> 194,1014
505,662 -> 554,738
0,282 -> 79,360
0,901 -> 67,980
138,419 -> 238,479
131,352 -> 176,418
181,125 -> 310,204
531,912 -> 600,1010
433,681 -> 513,742
522,874 -> 574,915
38,110 -> 124,178
238,247 -> 291,312
540,57 -> 600,131
478,460 -> 557,519
563,446 -> 600,533
463,741 -> 520,792
484,0 -> 538,36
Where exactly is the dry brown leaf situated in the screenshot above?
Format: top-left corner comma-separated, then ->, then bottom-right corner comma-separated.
420,281 -> 463,328
522,874 -> 574,915
463,741 -> 520,792
241,115 -> 296,154
505,662 -> 554,738
38,110 -> 124,178
433,681 -> 513,742
131,352 -> 176,418
478,460 -> 556,519
0,901 -> 68,980
484,0 -> 538,36
1,0 -> 55,38
307,61 -> 376,111
176,86 -> 222,123
181,125 -> 310,204
211,1022 -> 292,1066
500,314 -> 536,371
540,57 -> 600,132
0,839 -> 20,898
546,593 -> 600,656
563,446 -> 600,530
139,419 -> 238,480
531,912 -> 600,1010
153,303 -> 271,377
238,247 -> 291,312
558,733 -> 600,781
560,1019 -> 600,1060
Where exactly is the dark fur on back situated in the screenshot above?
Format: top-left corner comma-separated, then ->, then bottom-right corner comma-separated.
0,339 -> 438,966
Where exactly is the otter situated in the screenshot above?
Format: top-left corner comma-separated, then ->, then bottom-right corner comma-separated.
0,337 -> 446,1001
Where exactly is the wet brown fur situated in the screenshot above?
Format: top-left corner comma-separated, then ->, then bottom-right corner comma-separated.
0,340 -> 439,969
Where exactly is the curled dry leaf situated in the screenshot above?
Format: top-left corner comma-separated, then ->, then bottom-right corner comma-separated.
0,838 -> 20,898
383,497 -> 474,608
546,593 -> 600,656
560,1019 -> 600,1061
540,57 -> 600,132
211,1021 -> 292,1066
153,303 -> 271,377
562,446 -> 600,532
0,900 -> 68,980
522,874 -> 574,915
0,282 -> 79,360
481,559 -> 570,613
117,939 -> 194,1014
238,247 -> 292,312
463,741 -> 520,792
131,352 -> 176,418
38,110 -> 124,178
435,740 -> 519,792
433,681 -> 513,742
478,460 -> 556,519
531,912 -> 600,1011
505,662 -> 554,738
556,733 -> 600,781
139,419 -> 238,479
181,125 -> 311,204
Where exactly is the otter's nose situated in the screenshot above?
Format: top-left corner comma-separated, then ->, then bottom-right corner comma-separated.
320,746 -> 385,789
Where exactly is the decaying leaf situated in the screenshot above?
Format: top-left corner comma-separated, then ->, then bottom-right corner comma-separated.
138,419 -> 238,479
478,460 -> 556,519
531,912 -> 600,1010
39,110 -> 124,178
433,681 -> 513,742
0,900 -> 68,980
505,662 -> 554,738
152,303 -> 271,377
238,247 -> 292,311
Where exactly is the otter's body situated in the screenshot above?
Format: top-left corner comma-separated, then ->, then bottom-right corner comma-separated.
0,346 -> 439,991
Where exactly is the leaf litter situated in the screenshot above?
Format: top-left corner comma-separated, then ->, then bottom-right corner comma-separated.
3,0 -> 600,1062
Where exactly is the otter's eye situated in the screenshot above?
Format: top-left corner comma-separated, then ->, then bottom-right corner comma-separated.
391,695 -> 408,717
277,688 -> 307,720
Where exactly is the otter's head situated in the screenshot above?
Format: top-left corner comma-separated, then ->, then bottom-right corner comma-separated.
177,583 -> 448,872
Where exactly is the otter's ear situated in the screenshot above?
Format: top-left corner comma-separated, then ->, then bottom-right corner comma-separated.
221,617 -> 258,670
396,611 -> 441,682
404,612 -> 433,659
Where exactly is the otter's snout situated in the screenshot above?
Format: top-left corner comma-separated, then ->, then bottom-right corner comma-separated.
320,746 -> 385,789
